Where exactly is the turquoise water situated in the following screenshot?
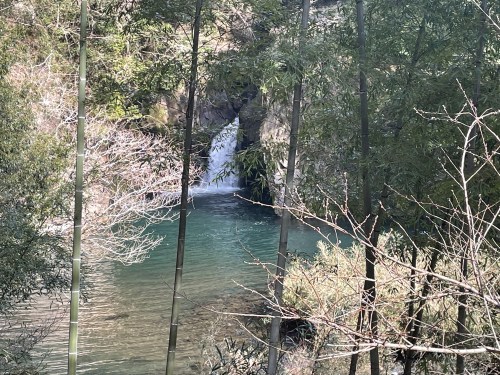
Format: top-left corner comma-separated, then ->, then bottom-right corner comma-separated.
29,193 -> 347,374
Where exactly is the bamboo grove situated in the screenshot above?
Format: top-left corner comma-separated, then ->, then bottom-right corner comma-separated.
0,0 -> 498,374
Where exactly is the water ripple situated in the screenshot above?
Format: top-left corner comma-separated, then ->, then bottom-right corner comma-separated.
23,193 -> 346,374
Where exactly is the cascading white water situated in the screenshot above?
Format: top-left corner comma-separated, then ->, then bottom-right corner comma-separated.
202,117 -> 240,191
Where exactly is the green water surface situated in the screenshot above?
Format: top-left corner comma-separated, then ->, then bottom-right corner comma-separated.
31,193 -> 348,374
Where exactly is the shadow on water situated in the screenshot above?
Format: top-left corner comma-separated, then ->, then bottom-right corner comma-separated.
26,193 -> 349,374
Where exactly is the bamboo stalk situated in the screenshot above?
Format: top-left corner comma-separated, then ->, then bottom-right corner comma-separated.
267,2 -> 310,374
67,1 -> 87,374
165,1 -> 203,374
403,246 -> 440,375
349,0 -> 380,374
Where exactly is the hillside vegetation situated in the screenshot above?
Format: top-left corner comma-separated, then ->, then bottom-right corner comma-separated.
0,0 -> 498,373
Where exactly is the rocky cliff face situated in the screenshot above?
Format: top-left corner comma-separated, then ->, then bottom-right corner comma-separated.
238,91 -> 266,150
238,92 -> 304,210
259,98 -> 303,209
198,91 -> 238,128
154,89 -> 237,130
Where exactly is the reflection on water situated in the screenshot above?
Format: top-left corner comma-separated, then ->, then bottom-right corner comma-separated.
22,194 -> 347,374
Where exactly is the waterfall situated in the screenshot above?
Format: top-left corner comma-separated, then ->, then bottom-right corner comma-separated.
201,117 -> 240,192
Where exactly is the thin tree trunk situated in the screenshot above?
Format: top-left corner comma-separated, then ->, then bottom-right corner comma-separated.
402,238 -> 418,373
389,15 -> 427,374
456,2 -> 487,373
67,1 -> 87,374
411,248 -> 440,341
359,14 -> 426,374
352,13 -> 426,374
403,247 -> 440,375
348,1 -> 380,374
350,182 -> 385,375
267,2 -> 310,374
165,1 -> 203,374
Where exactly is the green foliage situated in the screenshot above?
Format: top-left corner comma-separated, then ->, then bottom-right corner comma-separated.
0,81 -> 71,313
205,0 -> 305,103
288,0 -> 500,223
234,143 -> 272,200
88,15 -> 189,121
0,322 -> 50,374
89,0 -> 236,123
